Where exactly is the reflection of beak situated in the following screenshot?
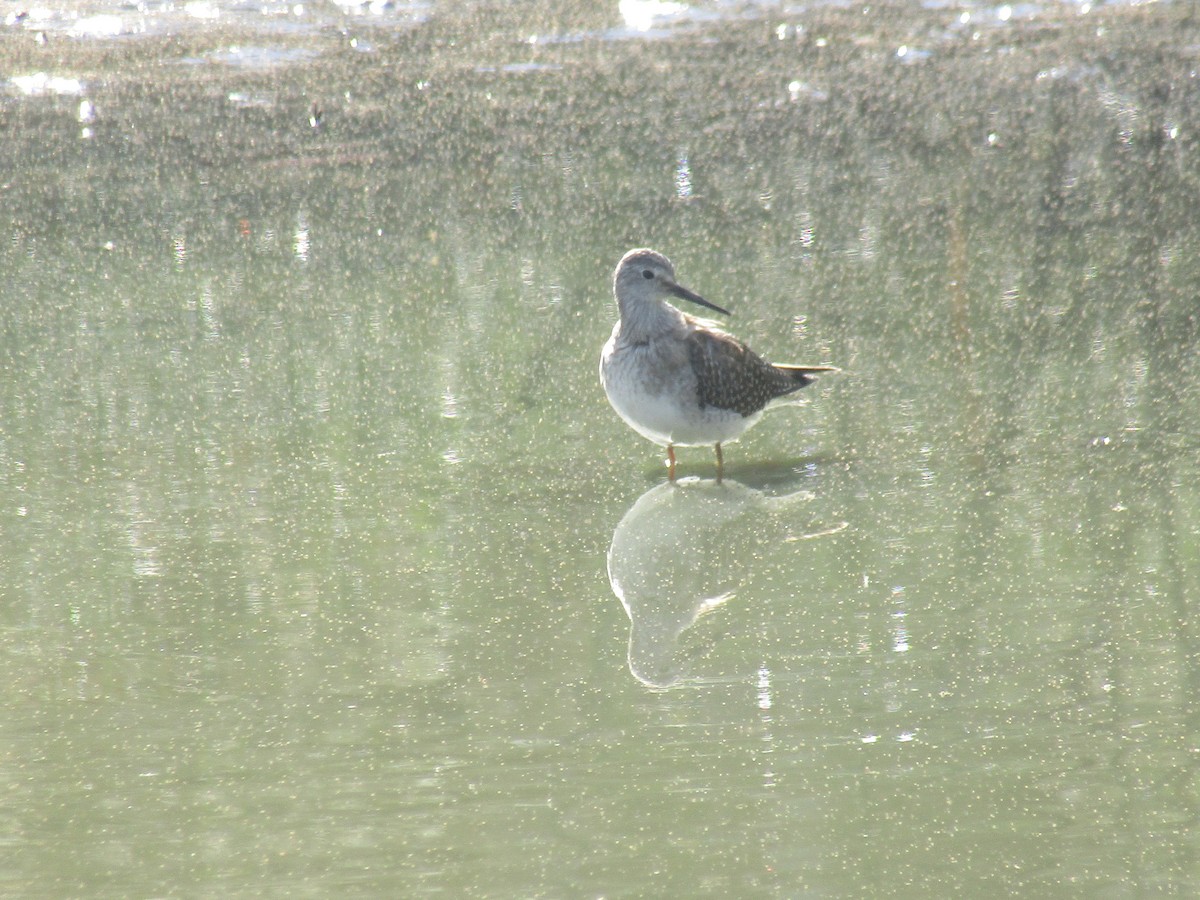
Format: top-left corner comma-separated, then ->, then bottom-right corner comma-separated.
665,279 -> 731,316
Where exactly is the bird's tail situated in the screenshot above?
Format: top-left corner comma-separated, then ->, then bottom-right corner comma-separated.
773,364 -> 840,388
776,364 -> 839,375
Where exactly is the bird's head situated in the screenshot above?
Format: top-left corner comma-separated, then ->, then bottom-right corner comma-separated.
613,248 -> 731,317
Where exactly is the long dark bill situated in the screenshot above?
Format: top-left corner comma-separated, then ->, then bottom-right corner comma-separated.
666,280 -> 731,316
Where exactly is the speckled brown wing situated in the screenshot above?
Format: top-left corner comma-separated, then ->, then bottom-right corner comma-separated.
685,327 -> 816,417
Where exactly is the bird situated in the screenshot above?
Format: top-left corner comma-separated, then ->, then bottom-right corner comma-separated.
599,248 -> 836,482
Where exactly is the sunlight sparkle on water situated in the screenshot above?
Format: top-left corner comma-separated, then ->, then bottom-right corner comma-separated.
441,388 -> 459,419
185,1 -> 220,20
757,667 -> 772,710
619,0 -> 687,32
11,73 -> 84,96
72,14 -> 126,36
892,586 -> 909,653
293,213 -> 310,262
675,154 -> 693,200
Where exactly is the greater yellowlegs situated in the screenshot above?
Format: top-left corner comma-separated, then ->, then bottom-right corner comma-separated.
600,248 -> 836,481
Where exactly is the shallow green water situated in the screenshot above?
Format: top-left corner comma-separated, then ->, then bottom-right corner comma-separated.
3,2 -> 1199,895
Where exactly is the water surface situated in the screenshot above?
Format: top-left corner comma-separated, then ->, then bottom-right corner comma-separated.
3,1 -> 1199,895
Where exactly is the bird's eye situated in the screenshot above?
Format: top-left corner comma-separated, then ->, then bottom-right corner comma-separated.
642,269 -> 654,279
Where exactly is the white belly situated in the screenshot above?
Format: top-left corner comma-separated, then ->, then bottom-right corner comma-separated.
601,337 -> 756,447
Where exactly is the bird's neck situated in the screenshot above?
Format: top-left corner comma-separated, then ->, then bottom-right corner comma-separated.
616,298 -> 685,345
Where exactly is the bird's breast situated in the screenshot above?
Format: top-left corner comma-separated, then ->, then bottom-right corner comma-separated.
601,334 -> 752,446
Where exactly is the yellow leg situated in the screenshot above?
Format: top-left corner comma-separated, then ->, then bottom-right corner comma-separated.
715,443 -> 724,483
667,444 -> 676,482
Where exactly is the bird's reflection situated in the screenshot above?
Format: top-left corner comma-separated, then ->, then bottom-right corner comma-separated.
607,477 -> 845,688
